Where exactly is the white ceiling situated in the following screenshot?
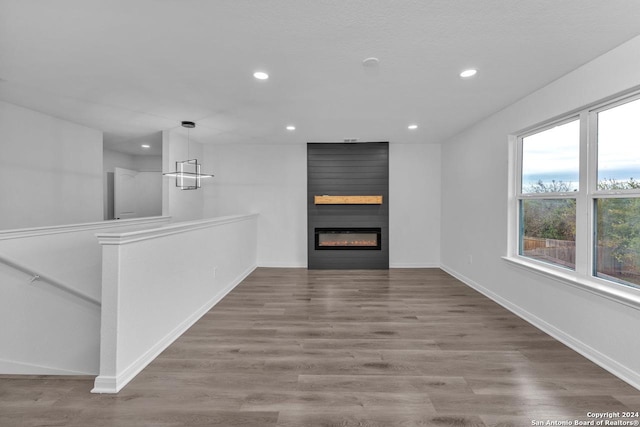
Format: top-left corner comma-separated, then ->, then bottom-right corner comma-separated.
1,0 -> 640,153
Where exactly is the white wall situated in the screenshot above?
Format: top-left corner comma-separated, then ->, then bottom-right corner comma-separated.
94,214 -> 258,393
129,155 -> 162,219
103,149 -> 135,172
132,154 -> 162,172
134,172 -> 163,218
390,143 -> 441,267
440,35 -> 640,388
203,141 -> 441,268
203,143 -> 307,267
103,149 -> 134,220
0,216 -> 170,375
104,149 -> 162,220
0,100 -> 103,230
0,258 -> 99,375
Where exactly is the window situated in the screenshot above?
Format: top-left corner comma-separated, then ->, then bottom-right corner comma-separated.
519,119 -> 579,270
594,96 -> 640,287
513,93 -> 640,290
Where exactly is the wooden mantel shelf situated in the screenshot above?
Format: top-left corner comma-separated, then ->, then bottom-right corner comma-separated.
314,195 -> 383,205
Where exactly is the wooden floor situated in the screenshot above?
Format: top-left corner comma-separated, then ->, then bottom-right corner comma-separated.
1,268 -> 639,426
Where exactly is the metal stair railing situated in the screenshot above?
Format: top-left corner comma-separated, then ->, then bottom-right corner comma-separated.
0,254 -> 101,307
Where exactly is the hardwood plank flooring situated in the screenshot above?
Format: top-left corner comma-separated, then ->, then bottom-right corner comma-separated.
1,268 -> 639,426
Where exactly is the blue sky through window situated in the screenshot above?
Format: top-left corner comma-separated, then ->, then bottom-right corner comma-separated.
522,98 -> 640,192
598,97 -> 640,185
522,120 -> 579,192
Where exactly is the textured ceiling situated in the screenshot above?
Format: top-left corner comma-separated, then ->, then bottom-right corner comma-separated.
1,0 -> 640,154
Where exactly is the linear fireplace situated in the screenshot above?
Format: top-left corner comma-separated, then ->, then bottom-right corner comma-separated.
308,142 -> 389,269
315,228 -> 382,250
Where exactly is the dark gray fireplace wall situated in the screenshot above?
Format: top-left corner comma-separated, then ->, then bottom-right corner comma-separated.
307,142 -> 389,269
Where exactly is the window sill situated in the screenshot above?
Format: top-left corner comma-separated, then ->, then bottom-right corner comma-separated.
502,256 -> 640,311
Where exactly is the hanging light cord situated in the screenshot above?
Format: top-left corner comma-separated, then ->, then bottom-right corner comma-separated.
187,127 -> 190,159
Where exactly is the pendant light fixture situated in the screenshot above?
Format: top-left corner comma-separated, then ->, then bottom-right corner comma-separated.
163,121 -> 214,190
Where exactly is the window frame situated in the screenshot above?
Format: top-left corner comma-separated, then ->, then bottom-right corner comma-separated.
515,115 -> 581,271
507,90 -> 640,308
591,93 -> 640,286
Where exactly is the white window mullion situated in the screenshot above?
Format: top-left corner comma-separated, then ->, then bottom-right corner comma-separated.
586,110 -> 600,281
574,111 -> 592,277
507,135 -> 520,258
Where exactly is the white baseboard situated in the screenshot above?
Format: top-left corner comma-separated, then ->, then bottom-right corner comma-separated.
92,264 -> 257,394
390,263 -> 440,268
257,263 -> 306,268
256,263 -> 442,269
440,264 -> 640,392
91,375 -> 118,393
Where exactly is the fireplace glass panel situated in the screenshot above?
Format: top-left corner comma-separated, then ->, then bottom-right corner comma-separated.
315,228 -> 381,250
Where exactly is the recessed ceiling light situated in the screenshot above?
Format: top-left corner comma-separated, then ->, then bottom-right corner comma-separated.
253,71 -> 269,80
460,69 -> 477,78
408,124 -> 418,130
362,57 -> 380,67
286,125 -> 296,131
141,144 -> 151,148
